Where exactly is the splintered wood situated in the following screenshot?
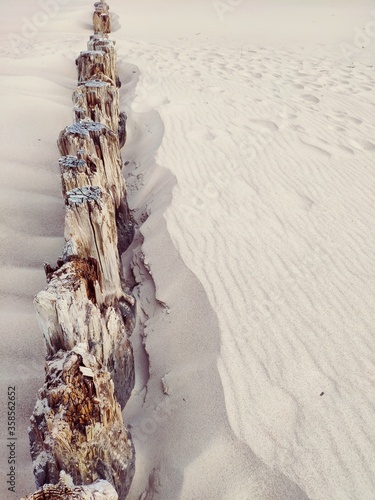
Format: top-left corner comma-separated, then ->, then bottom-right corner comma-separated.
28,348 -> 134,499
24,2 -> 135,499
22,472 -> 118,499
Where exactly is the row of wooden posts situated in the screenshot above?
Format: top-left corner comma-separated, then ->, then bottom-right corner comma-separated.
23,2 -> 136,499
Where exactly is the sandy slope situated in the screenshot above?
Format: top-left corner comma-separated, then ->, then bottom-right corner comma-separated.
119,33 -> 375,498
1,0 -> 375,499
114,2 -> 375,498
153,41 -> 375,499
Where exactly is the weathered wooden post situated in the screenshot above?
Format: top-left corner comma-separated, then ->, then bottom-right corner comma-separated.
93,0 -> 111,34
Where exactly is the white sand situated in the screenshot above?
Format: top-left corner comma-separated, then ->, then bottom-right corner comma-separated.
1,0 -> 375,498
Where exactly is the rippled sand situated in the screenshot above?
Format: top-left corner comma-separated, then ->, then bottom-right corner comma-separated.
1,1 -> 375,498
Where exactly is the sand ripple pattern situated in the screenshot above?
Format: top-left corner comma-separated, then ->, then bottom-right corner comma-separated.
126,38 -> 375,499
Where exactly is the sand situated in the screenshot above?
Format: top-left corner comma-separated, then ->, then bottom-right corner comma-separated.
1,0 -> 375,498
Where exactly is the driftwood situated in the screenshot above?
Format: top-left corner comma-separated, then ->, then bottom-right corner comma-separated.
26,2 -> 135,499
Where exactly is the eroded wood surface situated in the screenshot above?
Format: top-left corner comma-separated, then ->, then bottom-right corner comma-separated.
25,2 -> 135,499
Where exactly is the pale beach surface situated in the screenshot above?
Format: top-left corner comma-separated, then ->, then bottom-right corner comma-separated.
1,1 -> 375,499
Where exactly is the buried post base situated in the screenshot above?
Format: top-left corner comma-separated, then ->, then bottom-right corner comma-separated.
21,471 -> 118,499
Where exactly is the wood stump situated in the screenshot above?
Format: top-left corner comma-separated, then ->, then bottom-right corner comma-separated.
28,347 -> 134,499
93,1 -> 111,34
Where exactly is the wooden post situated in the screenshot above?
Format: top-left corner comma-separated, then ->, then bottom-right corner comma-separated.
93,1 -> 111,34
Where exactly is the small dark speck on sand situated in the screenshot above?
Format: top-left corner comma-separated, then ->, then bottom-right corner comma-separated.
320,392 -> 325,397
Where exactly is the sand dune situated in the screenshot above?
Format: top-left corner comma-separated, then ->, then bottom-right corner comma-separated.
116,9 -> 375,499
121,42 -> 375,500
1,0 -> 375,498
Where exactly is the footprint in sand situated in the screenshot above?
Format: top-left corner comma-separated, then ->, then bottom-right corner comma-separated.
248,119 -> 279,132
347,138 -> 375,152
327,125 -> 346,133
346,116 -> 363,125
298,137 -> 331,158
186,128 -> 216,141
333,112 -> 363,126
338,144 -> 355,155
298,193 -> 314,211
309,83 -> 324,89
291,124 -> 305,133
207,86 -> 224,93
302,94 -> 320,104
